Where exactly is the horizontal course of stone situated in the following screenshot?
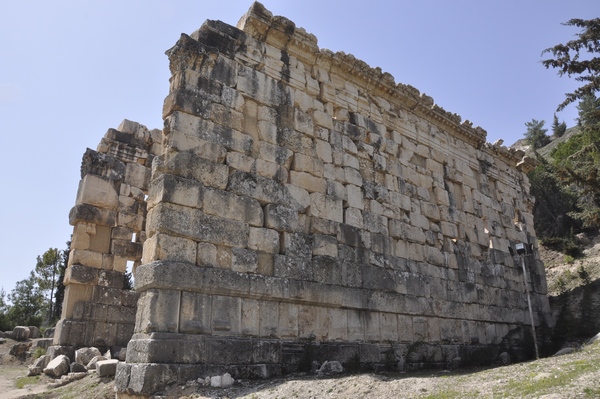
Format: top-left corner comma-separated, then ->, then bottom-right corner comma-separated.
114,2 -> 550,396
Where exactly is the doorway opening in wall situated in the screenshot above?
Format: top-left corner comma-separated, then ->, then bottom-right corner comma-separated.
124,260 -> 135,290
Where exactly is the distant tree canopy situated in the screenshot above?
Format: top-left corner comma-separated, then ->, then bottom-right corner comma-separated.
0,242 -> 69,329
542,18 -> 600,112
524,119 -> 550,149
552,114 -> 567,137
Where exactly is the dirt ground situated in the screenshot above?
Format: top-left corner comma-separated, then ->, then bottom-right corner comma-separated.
1,337 -> 599,399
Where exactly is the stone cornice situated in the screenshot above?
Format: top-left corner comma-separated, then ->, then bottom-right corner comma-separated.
237,2 -> 488,149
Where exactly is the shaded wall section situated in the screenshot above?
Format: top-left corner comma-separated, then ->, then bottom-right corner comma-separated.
54,120 -> 162,350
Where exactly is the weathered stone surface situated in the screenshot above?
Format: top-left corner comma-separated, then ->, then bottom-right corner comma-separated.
13,326 -> 30,341
97,359 -> 120,377
44,355 -> 70,378
75,347 -> 102,366
57,3 -> 551,398
71,362 -> 87,373
86,355 -> 107,370
9,342 -> 32,358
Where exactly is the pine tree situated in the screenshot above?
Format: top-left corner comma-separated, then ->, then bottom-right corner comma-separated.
542,18 -> 600,111
524,119 -> 550,149
551,113 -> 567,137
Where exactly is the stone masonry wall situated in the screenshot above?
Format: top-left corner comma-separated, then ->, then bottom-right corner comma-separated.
55,3 -> 550,397
54,120 -> 162,351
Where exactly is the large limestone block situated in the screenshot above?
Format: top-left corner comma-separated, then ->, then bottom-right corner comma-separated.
97,359 -> 120,377
147,202 -> 249,248
75,347 -> 102,365
289,171 -> 326,194
227,171 -> 304,210
204,188 -> 263,227
258,141 -> 293,168
166,112 -> 253,155
135,289 -> 181,333
124,162 -> 151,190
43,355 -> 70,378
12,326 -> 30,341
248,227 -> 280,253
142,233 -> 197,264
154,150 -> 229,190
76,174 -> 119,210
264,204 -> 299,232
308,193 -> 343,223
147,173 -> 204,210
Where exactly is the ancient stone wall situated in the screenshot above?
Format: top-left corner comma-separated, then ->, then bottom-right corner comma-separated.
55,120 -> 162,350
55,3 -> 552,397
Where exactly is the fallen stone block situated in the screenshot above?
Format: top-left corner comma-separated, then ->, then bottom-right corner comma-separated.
44,354 -> 70,378
317,360 -> 344,375
75,347 -> 101,365
13,326 -> 30,341
9,342 -> 32,359
33,354 -> 51,369
71,362 -> 87,373
28,326 -> 41,339
86,355 -> 107,370
96,359 -> 119,377
27,366 -> 42,376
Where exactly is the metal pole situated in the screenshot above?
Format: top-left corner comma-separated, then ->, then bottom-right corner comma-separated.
521,254 -> 540,359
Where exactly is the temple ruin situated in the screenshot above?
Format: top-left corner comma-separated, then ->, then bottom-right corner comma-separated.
53,3 -> 552,397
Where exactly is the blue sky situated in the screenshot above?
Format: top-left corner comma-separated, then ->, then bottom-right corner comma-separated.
0,0 -> 598,296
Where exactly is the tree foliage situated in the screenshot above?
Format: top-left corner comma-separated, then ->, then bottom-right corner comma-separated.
542,18 -> 600,111
6,271 -> 45,327
524,119 -> 550,149
528,156 -> 580,239
552,113 -> 567,137
0,243 -> 70,329
35,248 -> 62,323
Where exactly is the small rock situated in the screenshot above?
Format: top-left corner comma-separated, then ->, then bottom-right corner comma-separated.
586,332 -> 600,345
553,347 -> 577,357
27,366 -> 43,376
9,342 -> 32,359
86,355 -> 107,370
104,349 -> 112,359
43,328 -> 55,338
317,360 -> 344,375
4,331 -> 14,339
0,337 -> 6,344
13,326 -> 30,341
75,347 -> 102,366
210,375 -> 222,387
221,373 -> 234,388
33,354 -> 51,369
96,359 -> 119,377
70,362 -> 87,373
44,355 -> 70,378
499,352 -> 511,365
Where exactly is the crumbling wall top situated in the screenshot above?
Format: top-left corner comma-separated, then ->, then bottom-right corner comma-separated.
236,2 -> 488,148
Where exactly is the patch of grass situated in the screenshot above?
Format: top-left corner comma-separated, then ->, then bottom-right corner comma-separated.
499,358 -> 598,397
32,346 -> 46,359
16,375 -> 40,389
584,387 -> 600,397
